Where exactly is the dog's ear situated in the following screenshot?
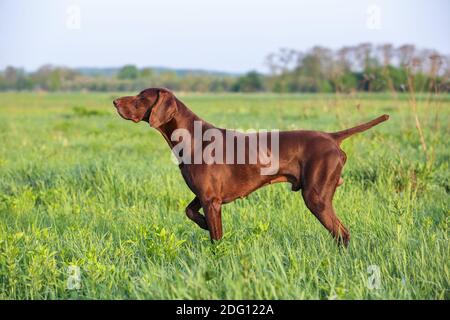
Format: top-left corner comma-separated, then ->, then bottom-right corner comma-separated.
149,90 -> 178,128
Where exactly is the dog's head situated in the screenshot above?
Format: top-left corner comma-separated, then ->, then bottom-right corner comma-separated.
113,88 -> 178,127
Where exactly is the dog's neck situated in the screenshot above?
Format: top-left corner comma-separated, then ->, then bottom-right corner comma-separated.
154,99 -> 213,149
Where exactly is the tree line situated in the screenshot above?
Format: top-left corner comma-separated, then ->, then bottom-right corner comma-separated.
1,43 -> 448,93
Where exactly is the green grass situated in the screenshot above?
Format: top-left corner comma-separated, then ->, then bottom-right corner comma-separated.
0,91 -> 448,299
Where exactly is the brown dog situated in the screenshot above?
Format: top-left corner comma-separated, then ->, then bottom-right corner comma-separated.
113,88 -> 389,246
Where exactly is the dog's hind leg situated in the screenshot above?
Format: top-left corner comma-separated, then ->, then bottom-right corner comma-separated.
202,198 -> 223,241
301,152 -> 350,247
186,197 -> 209,230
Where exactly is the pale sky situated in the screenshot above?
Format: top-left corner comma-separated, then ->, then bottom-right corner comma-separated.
0,0 -> 449,72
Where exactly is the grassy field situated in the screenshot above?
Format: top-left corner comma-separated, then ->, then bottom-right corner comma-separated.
0,91 -> 448,299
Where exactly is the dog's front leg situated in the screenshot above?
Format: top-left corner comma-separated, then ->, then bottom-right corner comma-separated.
203,198 -> 223,241
186,197 -> 209,230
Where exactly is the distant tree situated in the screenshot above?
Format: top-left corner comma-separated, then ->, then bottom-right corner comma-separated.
3,66 -> 33,90
140,67 -> 153,78
397,44 -> 416,67
336,46 -> 353,72
335,72 -> 358,92
377,44 -> 397,96
232,71 -> 264,92
289,47 -> 334,92
355,43 -> 373,71
0,43 -> 448,93
30,65 -> 78,91
118,65 -> 139,79
265,48 -> 299,75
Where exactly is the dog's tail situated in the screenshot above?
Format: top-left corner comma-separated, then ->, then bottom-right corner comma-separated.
330,114 -> 389,144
